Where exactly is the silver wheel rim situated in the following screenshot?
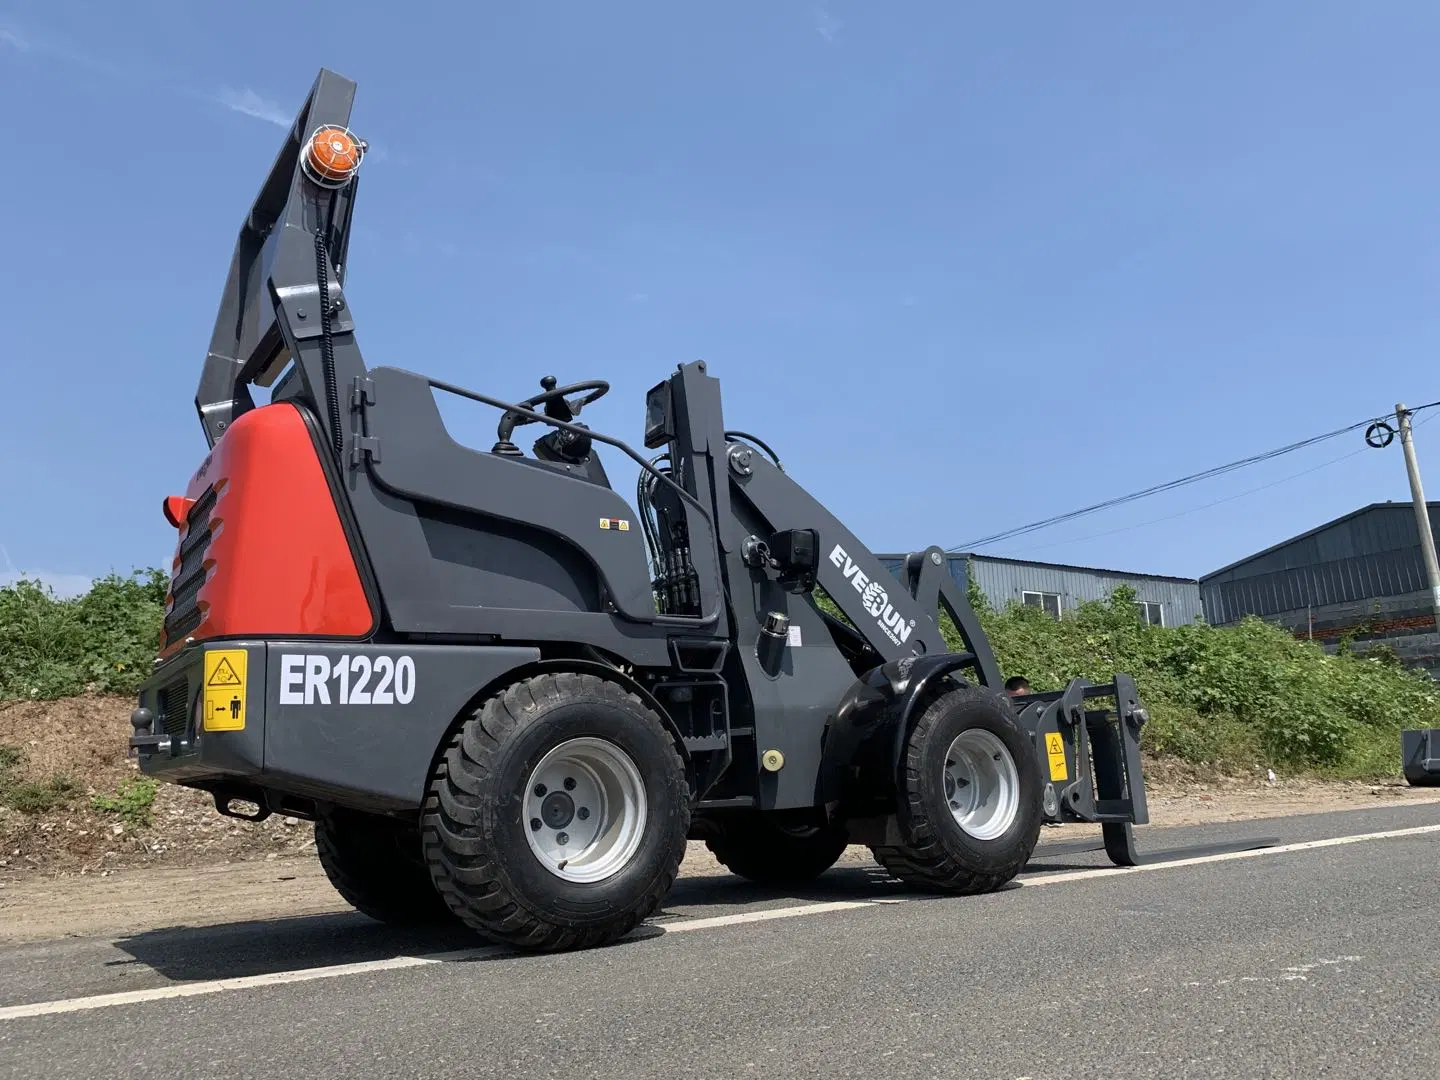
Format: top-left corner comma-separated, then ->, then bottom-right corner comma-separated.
523,737 -> 647,883
942,728 -> 1020,841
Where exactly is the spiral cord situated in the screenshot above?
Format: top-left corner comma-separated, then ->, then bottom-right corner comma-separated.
314,229 -> 345,459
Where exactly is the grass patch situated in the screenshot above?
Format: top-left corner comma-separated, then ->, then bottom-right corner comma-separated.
5,776 -> 84,814
92,776 -> 159,829
0,744 -> 83,814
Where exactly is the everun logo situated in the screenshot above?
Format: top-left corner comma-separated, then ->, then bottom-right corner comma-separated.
861,580 -> 888,618
828,544 -> 915,647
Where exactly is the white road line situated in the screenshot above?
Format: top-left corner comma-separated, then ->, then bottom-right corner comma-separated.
0,949 -> 506,1021
1,820 -> 1436,1023
1020,822 -> 1440,887
661,900 -> 874,934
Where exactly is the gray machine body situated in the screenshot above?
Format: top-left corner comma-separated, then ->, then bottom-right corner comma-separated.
133,68 -> 1150,843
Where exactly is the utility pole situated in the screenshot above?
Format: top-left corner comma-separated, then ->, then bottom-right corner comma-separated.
1396,403 -> 1440,635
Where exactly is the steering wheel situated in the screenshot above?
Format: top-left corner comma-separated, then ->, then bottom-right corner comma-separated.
494,375 -> 610,452
518,376 -> 609,424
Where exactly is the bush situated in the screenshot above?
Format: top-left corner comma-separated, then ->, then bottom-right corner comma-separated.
0,570 -> 167,700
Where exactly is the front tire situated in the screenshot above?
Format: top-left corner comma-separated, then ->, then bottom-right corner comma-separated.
871,683 -> 1043,894
421,672 -> 690,951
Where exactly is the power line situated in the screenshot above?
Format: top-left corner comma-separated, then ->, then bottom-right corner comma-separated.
952,399 -> 1440,552
1004,442 -> 1372,557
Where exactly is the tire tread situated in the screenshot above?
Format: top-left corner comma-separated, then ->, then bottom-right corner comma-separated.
315,810 -> 455,925
869,684 -> 1040,894
421,672 -> 688,952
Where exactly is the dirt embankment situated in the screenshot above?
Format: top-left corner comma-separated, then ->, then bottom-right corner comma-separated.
0,694 -> 309,880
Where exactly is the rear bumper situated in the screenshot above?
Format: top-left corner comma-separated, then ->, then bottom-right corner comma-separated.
131,641 -> 267,785
132,639 -> 539,812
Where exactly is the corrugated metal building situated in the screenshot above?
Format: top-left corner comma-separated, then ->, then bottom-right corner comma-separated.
875,552 -> 1205,627
1199,501 -> 1440,675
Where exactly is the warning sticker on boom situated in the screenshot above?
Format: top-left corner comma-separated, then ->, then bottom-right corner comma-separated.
1044,732 -> 1068,782
203,649 -> 247,732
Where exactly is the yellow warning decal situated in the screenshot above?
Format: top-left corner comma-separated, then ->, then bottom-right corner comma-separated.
598,517 -> 631,531
1044,731 -> 1068,782
203,649 -> 247,732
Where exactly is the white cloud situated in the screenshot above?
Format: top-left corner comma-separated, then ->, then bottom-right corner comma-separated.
4,17 -> 296,132
0,571 -> 96,598
0,24 -> 32,51
814,5 -> 842,44
0,19 -> 127,77
215,87 -> 292,128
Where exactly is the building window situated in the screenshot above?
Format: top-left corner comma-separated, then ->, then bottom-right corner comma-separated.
1022,591 -> 1062,619
1135,601 -> 1164,627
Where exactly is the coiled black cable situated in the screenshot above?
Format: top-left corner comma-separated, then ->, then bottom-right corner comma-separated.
314,229 -> 344,458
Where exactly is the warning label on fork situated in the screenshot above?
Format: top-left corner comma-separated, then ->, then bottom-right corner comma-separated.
1044,732 -> 1068,782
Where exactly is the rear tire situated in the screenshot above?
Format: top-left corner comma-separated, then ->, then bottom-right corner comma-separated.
704,812 -> 850,885
421,672 -> 690,952
315,808 -> 455,925
870,683 -> 1043,894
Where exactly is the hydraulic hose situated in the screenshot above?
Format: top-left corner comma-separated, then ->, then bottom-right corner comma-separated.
725,430 -> 782,470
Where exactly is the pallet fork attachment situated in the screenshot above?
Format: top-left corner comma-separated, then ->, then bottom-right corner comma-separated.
1028,829 -> 1281,869
1013,675 -> 1278,866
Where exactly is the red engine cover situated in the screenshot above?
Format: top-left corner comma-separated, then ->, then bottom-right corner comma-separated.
160,403 -> 376,655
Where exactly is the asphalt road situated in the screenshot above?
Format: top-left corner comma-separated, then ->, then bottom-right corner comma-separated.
1,803 -> 1437,1079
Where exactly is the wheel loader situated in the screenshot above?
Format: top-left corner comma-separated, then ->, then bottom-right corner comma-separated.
130,68 -> 1163,952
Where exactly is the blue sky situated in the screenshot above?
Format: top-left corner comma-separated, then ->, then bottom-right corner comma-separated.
3,1 -> 1440,597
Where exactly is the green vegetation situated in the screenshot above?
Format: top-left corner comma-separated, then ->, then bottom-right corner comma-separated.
0,570 -> 167,700
1,563 -> 1431,778
0,744 -> 83,815
817,571 -> 1436,779
6,775 -> 84,814
92,776 -> 160,829
974,585 -> 1432,776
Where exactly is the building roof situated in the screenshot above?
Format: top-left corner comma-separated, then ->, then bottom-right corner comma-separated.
875,550 -> 1198,586
1200,500 -> 1440,582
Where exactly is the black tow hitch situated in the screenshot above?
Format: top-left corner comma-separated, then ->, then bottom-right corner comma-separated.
128,706 -> 173,756
213,792 -> 272,822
